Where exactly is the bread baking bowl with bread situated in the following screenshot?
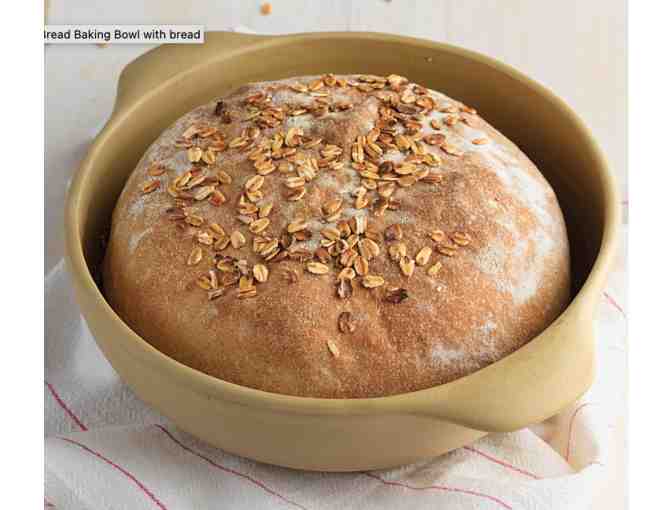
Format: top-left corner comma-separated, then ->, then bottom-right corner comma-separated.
65,32 -> 619,471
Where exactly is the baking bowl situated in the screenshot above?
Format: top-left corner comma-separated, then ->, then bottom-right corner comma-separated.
64,32 -> 619,471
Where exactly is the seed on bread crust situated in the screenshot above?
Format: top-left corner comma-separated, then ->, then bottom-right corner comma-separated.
338,312 -> 356,334
362,275 -> 384,288
306,262 -> 329,275
253,263 -> 269,283
187,247 -> 203,266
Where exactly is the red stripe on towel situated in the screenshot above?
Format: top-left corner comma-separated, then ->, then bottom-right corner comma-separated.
603,292 -> 626,317
57,437 -> 168,510
565,402 -> 593,462
364,471 -> 513,510
154,424 -> 308,510
464,446 -> 541,479
45,382 -> 87,431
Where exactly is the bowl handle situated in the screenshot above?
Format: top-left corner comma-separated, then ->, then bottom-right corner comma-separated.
407,290 -> 601,432
112,32 -> 270,118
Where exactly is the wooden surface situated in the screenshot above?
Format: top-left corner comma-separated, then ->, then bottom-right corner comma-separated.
44,1 -> 627,507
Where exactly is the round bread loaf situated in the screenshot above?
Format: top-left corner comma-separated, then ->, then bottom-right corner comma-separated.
103,74 -> 570,398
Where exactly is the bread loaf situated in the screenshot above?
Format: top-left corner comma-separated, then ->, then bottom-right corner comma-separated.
103,74 -> 571,398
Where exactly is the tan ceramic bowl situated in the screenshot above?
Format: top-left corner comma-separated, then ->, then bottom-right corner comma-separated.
64,32 -> 619,471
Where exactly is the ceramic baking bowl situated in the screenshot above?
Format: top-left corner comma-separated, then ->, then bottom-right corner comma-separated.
64,31 -> 619,471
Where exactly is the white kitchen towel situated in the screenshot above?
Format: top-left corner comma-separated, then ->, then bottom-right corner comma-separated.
44,226 -> 627,510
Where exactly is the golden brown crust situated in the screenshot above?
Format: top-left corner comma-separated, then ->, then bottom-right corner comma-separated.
103,74 -> 570,398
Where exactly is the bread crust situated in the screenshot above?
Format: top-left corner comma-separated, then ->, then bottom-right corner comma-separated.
103,74 -> 570,398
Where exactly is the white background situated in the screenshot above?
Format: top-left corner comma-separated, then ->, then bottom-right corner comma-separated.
41,1 -> 628,508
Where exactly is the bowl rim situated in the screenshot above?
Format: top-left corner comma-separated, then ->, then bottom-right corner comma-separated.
64,30 -> 621,417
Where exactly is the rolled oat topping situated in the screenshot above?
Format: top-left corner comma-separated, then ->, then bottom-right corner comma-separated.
142,74 -> 479,331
